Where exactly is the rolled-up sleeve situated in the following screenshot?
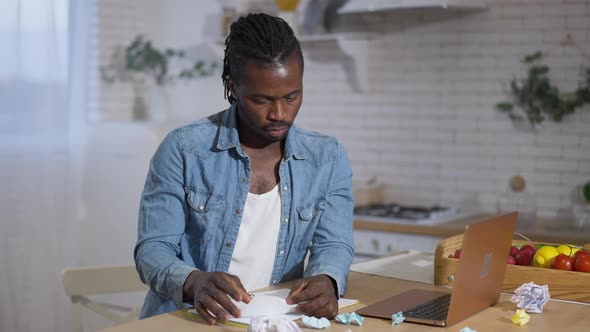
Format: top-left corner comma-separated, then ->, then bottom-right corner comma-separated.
304,142 -> 354,297
134,129 -> 196,309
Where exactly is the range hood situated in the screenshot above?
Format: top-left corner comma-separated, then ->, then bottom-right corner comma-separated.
337,0 -> 488,14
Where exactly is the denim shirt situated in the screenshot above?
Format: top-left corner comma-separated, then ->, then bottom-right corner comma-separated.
134,104 -> 354,318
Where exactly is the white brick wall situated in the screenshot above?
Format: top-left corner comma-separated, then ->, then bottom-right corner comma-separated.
89,0 -> 155,121
92,0 -> 590,219
296,0 -> 590,219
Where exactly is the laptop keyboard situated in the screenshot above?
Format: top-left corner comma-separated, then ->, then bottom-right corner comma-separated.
403,293 -> 451,321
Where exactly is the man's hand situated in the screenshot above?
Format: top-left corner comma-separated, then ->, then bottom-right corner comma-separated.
183,270 -> 251,325
286,275 -> 338,319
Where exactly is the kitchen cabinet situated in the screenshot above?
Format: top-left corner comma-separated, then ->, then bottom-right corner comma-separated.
352,202 -> 477,256
337,0 -> 488,14
354,229 -> 444,257
353,214 -> 590,260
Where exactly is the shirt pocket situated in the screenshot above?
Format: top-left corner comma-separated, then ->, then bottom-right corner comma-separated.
185,187 -> 225,247
186,187 -> 225,214
296,197 -> 327,222
296,197 -> 327,252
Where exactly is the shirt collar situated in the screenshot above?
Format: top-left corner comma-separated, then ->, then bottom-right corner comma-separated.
215,103 -> 307,160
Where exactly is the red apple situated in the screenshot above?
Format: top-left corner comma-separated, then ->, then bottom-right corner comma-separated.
516,250 -> 534,266
510,246 -> 519,257
574,251 -> 590,272
515,245 -> 536,266
520,244 -> 536,253
507,256 -> 516,265
551,254 -> 573,271
573,249 -> 589,261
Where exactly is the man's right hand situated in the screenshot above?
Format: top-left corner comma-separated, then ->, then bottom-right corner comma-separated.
183,270 -> 251,325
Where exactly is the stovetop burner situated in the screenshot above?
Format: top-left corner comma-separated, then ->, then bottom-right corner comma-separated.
354,203 -> 452,221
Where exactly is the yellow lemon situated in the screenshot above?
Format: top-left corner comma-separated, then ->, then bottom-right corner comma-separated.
532,246 -> 560,268
556,244 -> 574,256
570,247 -> 581,257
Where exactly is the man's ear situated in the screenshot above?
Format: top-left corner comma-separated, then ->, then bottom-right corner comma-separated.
228,80 -> 236,99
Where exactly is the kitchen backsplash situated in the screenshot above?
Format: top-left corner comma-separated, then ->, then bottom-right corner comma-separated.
92,0 -> 590,219
294,0 -> 590,218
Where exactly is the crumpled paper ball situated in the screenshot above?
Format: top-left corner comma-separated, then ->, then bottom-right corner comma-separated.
511,309 -> 530,326
459,327 -> 477,332
510,282 -> 550,313
247,317 -> 302,332
335,312 -> 364,326
301,316 -> 331,329
391,311 -> 405,325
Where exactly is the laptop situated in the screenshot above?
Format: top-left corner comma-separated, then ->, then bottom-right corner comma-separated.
356,212 -> 518,327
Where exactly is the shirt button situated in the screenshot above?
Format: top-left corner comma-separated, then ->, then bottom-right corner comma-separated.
272,280 -> 278,284
283,218 -> 288,224
199,205 -> 205,211
234,209 -> 240,215
242,177 -> 247,183
226,242 -> 232,247
279,250 -> 285,255
283,186 -> 288,191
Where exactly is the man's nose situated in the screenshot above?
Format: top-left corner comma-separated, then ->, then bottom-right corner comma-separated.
268,100 -> 286,121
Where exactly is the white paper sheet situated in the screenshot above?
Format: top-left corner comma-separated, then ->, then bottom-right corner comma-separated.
187,288 -> 359,325
230,289 -> 300,324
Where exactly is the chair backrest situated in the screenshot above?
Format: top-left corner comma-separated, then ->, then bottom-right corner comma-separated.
62,265 -> 149,332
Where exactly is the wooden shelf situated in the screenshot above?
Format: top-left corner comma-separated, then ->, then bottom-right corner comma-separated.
298,33 -> 371,93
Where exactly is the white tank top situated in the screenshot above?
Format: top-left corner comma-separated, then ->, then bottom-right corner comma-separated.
227,184 -> 281,291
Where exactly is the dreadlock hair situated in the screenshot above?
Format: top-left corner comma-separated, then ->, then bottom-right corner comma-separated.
222,13 -> 304,104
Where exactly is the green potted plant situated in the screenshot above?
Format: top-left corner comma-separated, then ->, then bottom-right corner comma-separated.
495,51 -> 590,129
100,35 -> 218,120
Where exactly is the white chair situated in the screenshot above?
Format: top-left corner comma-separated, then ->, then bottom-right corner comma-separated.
62,265 -> 149,332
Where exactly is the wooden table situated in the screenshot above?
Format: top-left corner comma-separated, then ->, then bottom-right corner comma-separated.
354,214 -> 590,246
102,271 -> 590,331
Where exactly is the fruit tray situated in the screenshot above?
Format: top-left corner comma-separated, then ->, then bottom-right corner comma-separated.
433,233 -> 590,303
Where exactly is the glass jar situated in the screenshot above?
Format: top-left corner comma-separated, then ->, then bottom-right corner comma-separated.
572,181 -> 590,229
573,203 -> 590,229
496,175 -> 537,230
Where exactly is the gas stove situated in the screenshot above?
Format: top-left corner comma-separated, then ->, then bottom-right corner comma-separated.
354,203 -> 465,225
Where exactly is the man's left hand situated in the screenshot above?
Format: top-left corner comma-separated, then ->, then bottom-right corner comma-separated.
286,275 -> 338,319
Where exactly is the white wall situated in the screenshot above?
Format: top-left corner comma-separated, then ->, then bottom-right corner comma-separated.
295,0 -> 590,219
0,143 -> 77,332
89,2 -> 590,253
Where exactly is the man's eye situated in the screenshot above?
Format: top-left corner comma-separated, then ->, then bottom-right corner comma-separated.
253,98 -> 270,104
285,96 -> 297,102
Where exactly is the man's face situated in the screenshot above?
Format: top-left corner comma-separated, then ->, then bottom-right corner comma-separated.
231,54 -> 303,145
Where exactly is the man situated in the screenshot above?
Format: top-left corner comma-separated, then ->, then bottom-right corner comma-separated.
134,13 -> 354,324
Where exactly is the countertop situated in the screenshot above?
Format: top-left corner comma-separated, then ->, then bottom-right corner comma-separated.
102,271 -> 590,332
354,214 -> 590,246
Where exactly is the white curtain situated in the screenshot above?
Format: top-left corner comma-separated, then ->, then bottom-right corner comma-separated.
0,0 -> 80,331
